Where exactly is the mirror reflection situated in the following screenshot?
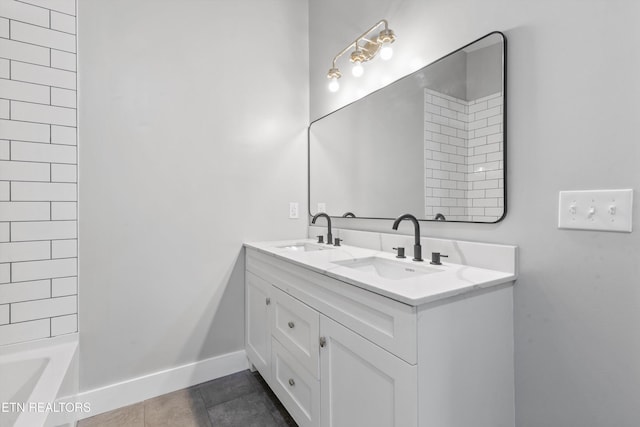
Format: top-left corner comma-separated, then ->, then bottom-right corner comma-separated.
309,32 -> 506,223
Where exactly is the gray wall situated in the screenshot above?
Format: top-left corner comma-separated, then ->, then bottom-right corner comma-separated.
310,1 -> 640,426
467,42 -> 503,100
424,50 -> 467,100
78,0 -> 308,392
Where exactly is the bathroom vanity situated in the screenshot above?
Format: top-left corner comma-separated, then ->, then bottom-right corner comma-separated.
281,30 -> 513,426
244,236 -> 516,427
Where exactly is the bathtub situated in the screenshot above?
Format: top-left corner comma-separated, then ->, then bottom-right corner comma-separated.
0,335 -> 78,427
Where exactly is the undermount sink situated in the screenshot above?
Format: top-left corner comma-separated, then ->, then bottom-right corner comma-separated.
277,242 -> 333,252
332,256 -> 442,280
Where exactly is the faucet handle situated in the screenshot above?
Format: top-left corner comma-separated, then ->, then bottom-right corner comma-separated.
334,238 -> 342,247
393,247 -> 406,259
316,235 -> 324,244
430,252 -> 448,265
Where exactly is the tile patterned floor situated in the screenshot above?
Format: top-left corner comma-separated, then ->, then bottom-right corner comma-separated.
78,370 -> 297,427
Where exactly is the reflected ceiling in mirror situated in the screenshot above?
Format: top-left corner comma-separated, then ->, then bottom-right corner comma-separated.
309,32 -> 506,223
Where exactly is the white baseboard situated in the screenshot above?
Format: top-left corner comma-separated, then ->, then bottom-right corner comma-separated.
77,350 -> 249,419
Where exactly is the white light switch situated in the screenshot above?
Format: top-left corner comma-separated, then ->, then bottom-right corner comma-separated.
289,202 -> 299,219
558,189 -> 633,232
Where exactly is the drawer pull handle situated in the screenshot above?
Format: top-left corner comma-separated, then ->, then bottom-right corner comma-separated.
319,336 -> 326,348
288,321 -> 295,329
288,378 -> 295,387
265,297 -> 271,305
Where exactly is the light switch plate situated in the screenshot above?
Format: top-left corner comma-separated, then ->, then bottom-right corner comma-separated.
558,189 -> 633,232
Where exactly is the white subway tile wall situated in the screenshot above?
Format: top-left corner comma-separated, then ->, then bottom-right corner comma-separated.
424,89 -> 504,222
0,0 -> 77,346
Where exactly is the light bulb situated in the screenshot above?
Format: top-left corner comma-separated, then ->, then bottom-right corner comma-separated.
352,60 -> 364,77
328,77 -> 340,92
380,44 -> 393,60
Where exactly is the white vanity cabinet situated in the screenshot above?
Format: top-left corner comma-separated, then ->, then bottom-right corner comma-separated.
244,246 -> 515,427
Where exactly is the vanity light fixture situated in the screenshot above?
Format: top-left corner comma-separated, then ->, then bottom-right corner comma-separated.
327,19 -> 396,91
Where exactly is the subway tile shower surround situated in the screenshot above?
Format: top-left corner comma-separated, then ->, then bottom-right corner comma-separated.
424,88 -> 504,222
0,0 -> 78,346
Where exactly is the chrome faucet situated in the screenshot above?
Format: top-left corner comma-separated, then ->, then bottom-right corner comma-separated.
312,212 -> 333,245
392,213 -> 423,261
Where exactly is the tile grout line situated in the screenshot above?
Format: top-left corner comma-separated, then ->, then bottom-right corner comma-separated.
6,98 -> 77,111
1,60 -> 76,75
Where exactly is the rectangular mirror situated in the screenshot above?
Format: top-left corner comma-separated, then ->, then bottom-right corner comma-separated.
309,32 -> 506,223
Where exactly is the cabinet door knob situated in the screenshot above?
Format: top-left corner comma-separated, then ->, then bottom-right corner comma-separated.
319,336 -> 326,348
288,378 -> 295,386
265,297 -> 271,305
288,321 -> 295,329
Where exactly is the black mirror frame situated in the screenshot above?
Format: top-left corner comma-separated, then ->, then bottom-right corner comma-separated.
308,31 -> 507,224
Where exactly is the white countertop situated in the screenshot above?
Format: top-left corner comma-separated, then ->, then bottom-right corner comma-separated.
245,239 -> 516,306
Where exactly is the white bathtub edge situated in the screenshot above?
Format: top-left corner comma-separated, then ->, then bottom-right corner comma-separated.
0,334 -> 80,427
0,333 -> 78,359
77,349 -> 249,420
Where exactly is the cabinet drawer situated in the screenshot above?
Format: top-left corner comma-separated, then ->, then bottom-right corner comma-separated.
271,338 -> 320,427
247,249 -> 417,364
272,286 -> 320,378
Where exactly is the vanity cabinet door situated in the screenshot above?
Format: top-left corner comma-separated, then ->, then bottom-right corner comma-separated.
319,315 -> 418,427
245,271 -> 272,382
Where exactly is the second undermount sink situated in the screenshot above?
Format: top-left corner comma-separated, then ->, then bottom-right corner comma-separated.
277,242 -> 333,252
332,256 -> 443,280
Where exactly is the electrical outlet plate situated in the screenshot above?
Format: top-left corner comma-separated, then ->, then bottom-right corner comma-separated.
558,189 -> 633,232
317,203 -> 326,213
289,202 -> 299,219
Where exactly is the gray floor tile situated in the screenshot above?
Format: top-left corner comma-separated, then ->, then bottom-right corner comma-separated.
78,370 -> 297,427
197,370 -> 260,407
78,402 -> 144,427
207,391 -> 280,427
144,388 -> 211,427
